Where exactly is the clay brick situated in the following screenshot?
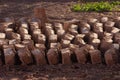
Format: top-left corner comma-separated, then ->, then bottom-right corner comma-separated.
46,29 -> 55,37
35,43 -> 46,51
54,23 -> 63,31
61,48 -> 72,64
4,47 -> 15,65
22,34 -> 31,40
63,21 -> 71,31
88,18 -> 98,24
111,27 -> 120,34
47,49 -> 59,65
69,44 -> 79,51
70,24 -> 78,30
57,29 -> 65,41
104,48 -> 118,66
34,7 -> 47,26
19,27 -> 28,35
15,44 -> 26,50
48,34 -> 57,43
87,32 -> 98,41
11,32 -> 21,40
104,21 -> 115,27
30,22 -> 39,32
79,22 -> 90,34
31,49 -> 46,65
89,50 -> 102,64
61,39 -> 70,48
21,23 -> 29,29
93,22 -> 103,33
9,39 -> 20,45
0,33 -> 6,39
63,33 -> 74,41
100,17 -> 108,23
30,18 -> 41,29
17,47 -> 33,65
89,38 -> 100,49
36,34 -> 46,44
49,43 -> 61,49
22,40 -> 35,50
114,33 -> 120,43
74,48 -> 87,64
68,28 -> 78,36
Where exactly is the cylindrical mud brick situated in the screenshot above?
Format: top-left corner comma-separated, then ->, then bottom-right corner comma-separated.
63,21 -> 71,31
0,39 -> 8,49
48,34 -> 57,43
74,48 -> 87,64
49,43 -> 61,50
69,44 -> 79,52
35,43 -> 46,51
87,32 -> 98,41
32,29 -> 42,35
61,48 -> 72,64
54,22 -> 63,31
31,49 -> 46,65
30,22 -> 39,32
61,39 -> 70,48
100,17 -> 108,23
15,44 -> 26,50
70,24 -> 78,31
22,34 -> 31,40
114,33 -> 120,43
17,47 -> 33,65
63,33 -> 74,41
104,48 -> 118,66
20,23 -> 29,29
89,49 -> 102,64
29,18 -> 41,29
111,27 -> 120,34
19,27 -> 28,35
34,7 -> 47,27
88,18 -> 98,25
46,29 -> 55,37
3,47 -> 15,65
93,22 -> 103,33
68,28 -> 78,36
0,33 -> 6,39
57,29 -> 65,41
9,39 -> 20,45
47,49 -> 59,65
89,38 -> 100,49
37,34 -> 46,44
11,32 -> 21,40
22,40 -> 35,50
79,22 -> 90,34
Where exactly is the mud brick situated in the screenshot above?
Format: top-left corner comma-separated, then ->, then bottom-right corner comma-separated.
9,39 -> 20,44
30,22 -> 39,32
22,40 -> 35,50
61,39 -> 70,48
46,29 -> 55,37
111,27 -> 120,34
104,21 -> 115,27
61,48 -> 72,64
31,49 -> 46,65
104,48 -> 118,66
35,43 -> 46,51
74,34 -> 86,46
49,43 -> 61,50
69,44 -> 79,51
36,34 -> 46,44
86,32 -> 98,42
5,28 -> 13,32
103,32 -> 113,38
11,32 -> 21,40
63,33 -> 74,41
0,23 -> 9,32
63,21 -> 71,31
93,22 -> 103,33
54,23 -> 63,31
0,33 -> 6,39
114,33 -> 120,43
112,43 -> 119,50
45,23 -> 52,29
48,34 -> 57,43
4,47 -> 15,65
20,23 -> 29,29
89,49 -> 102,64
0,39 -> 8,49
15,44 -> 26,50
17,47 -> 33,65
22,34 -> 31,40
89,38 -> 100,49
68,28 -> 78,36
29,18 -> 41,29
34,7 -> 47,27
104,26 -> 113,33
100,40 -> 113,53
115,20 -> 120,28
79,22 -> 90,34
47,49 -> 59,65
100,17 -> 108,23
88,18 -> 98,24
83,44 -> 95,53
5,28 -> 13,39
70,24 -> 78,30
32,29 -> 42,35
57,29 -> 65,41
19,27 -> 28,35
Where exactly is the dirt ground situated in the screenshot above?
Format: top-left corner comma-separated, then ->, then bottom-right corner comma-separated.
0,0 -> 120,80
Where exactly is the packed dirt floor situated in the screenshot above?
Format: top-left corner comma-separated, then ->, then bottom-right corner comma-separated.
0,0 -> 120,80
